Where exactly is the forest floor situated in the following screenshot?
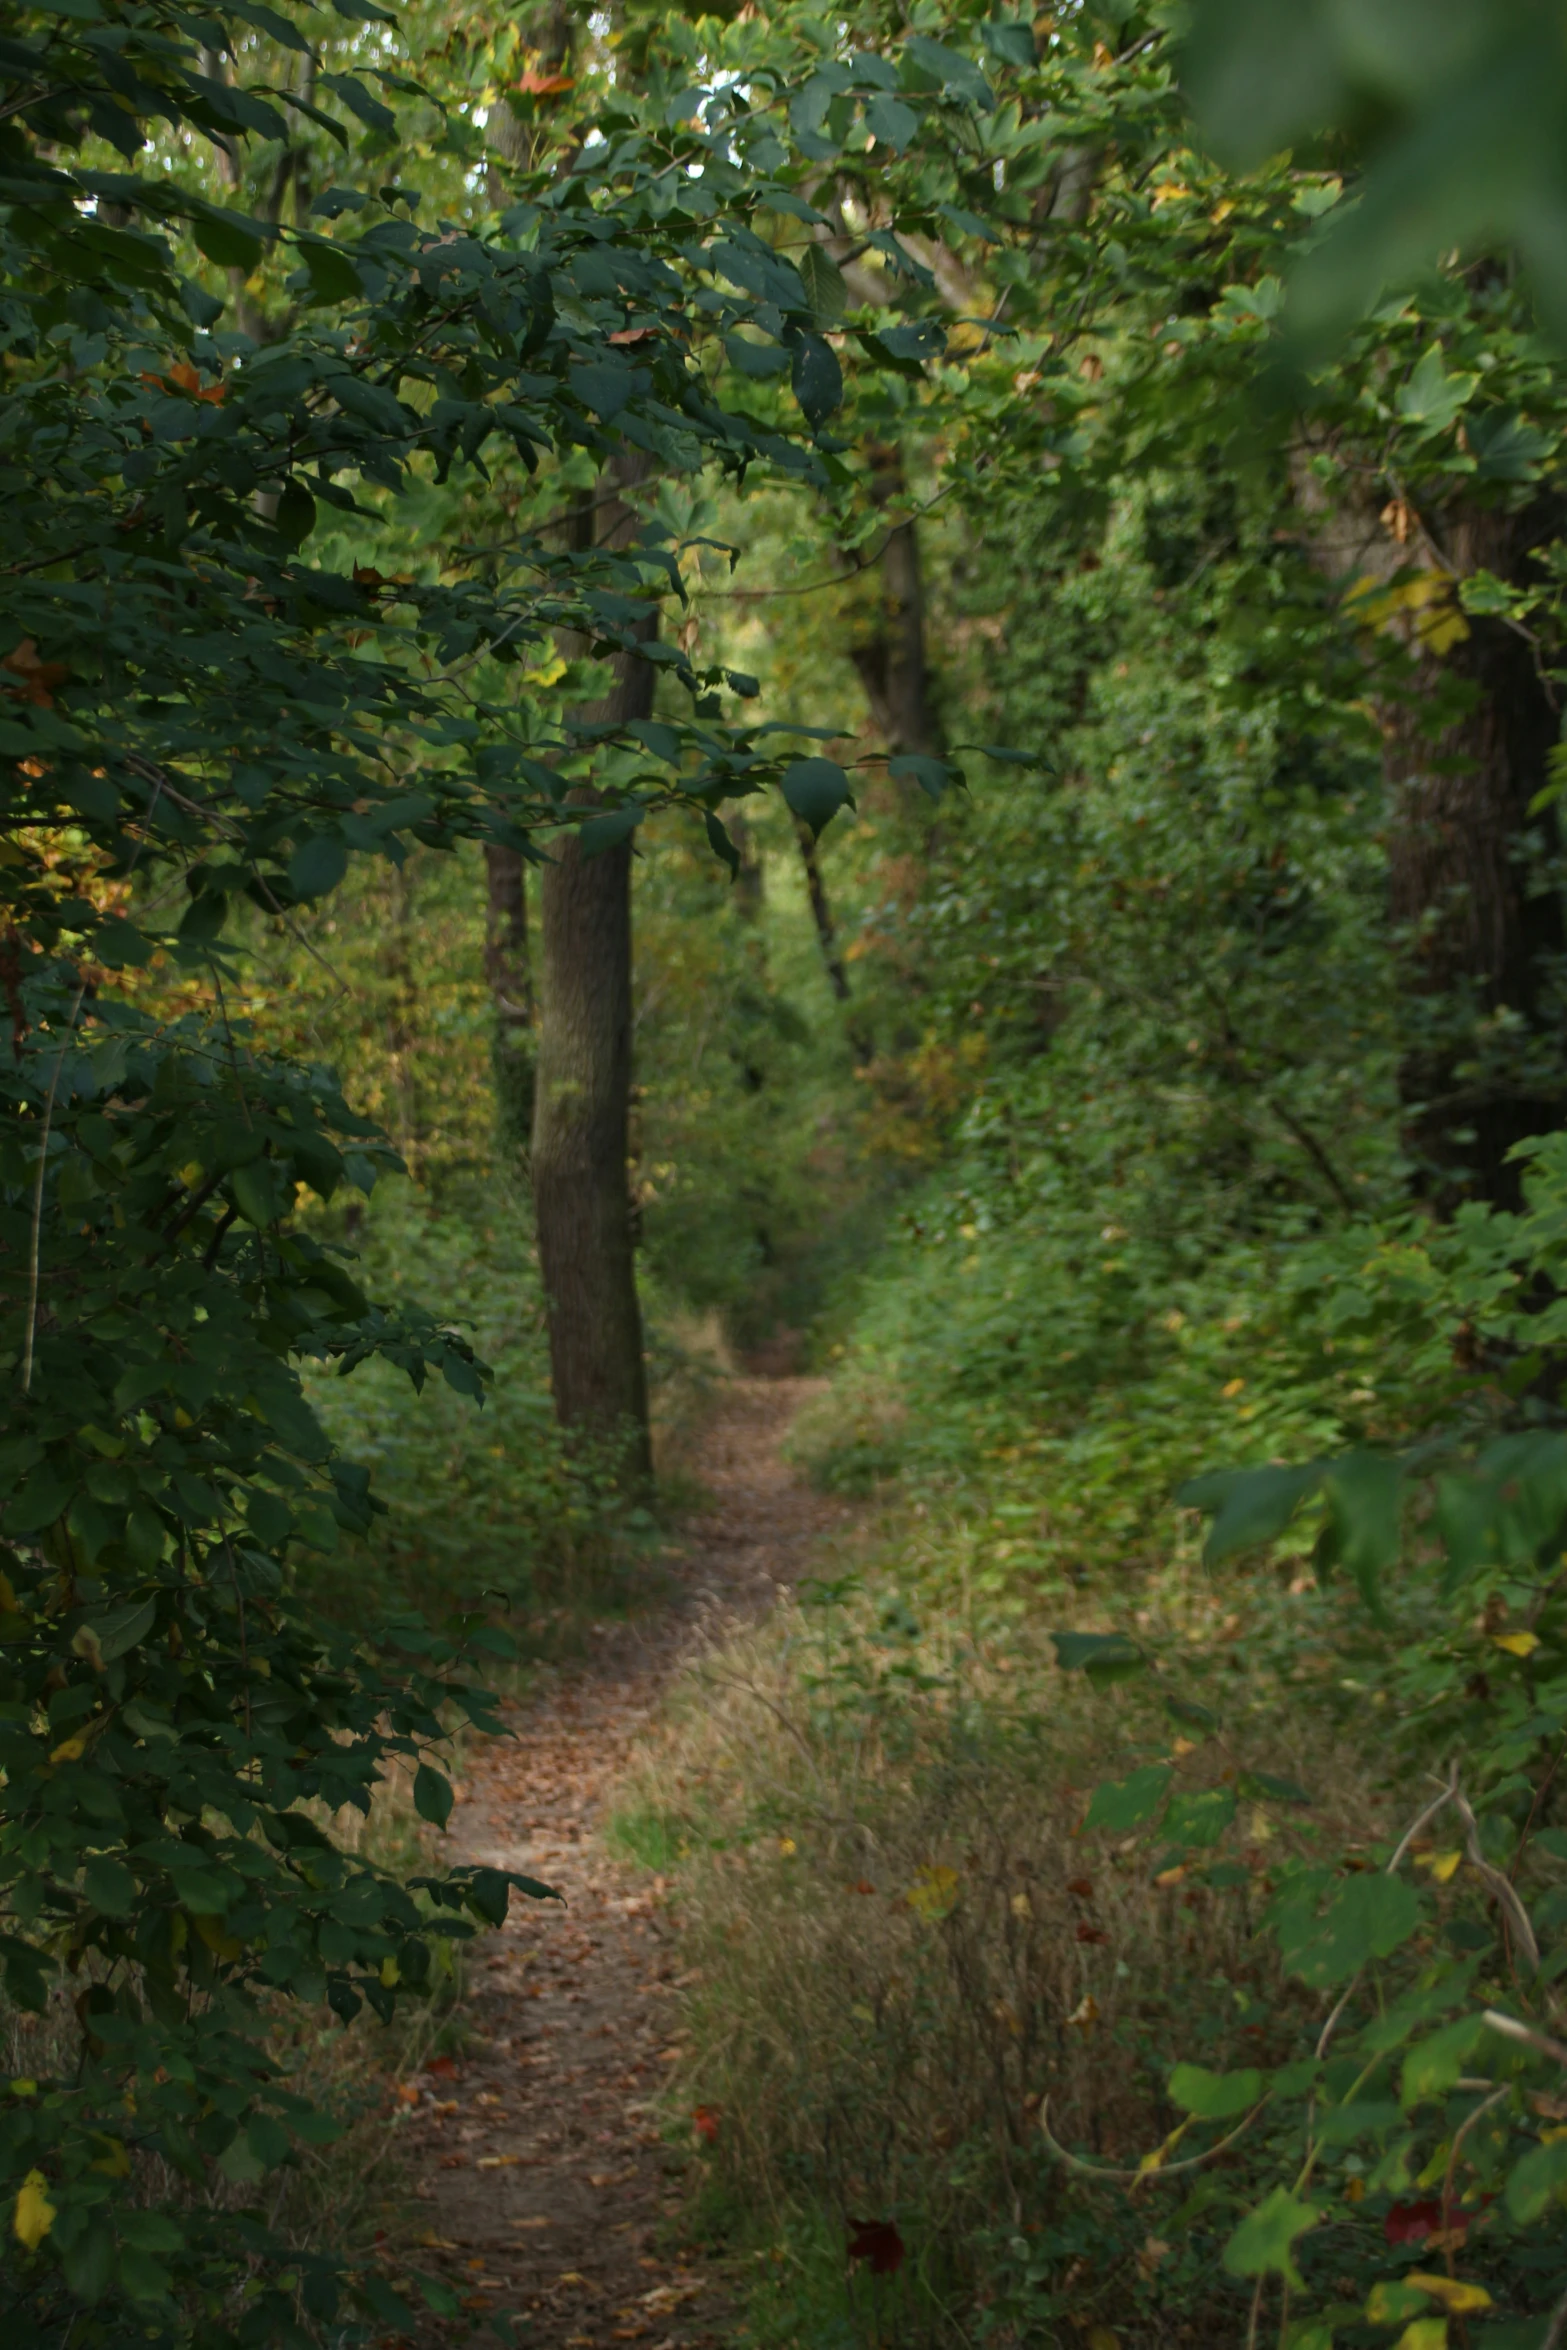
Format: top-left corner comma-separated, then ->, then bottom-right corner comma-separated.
402,1374 -> 852,2349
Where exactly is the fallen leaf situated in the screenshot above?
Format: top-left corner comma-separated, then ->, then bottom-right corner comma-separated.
847,2218 -> 905,2275
477,2152 -> 522,2169
1066,1993 -> 1100,2032
905,1864 -> 961,1922
1076,1922 -> 1110,1945
1067,1876 -> 1094,1898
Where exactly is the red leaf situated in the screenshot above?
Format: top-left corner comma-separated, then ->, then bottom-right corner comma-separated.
516,69 -> 574,95
692,2106 -> 721,2145
425,2055 -> 458,2079
1075,1923 -> 1109,1944
1067,1877 -> 1094,1899
848,2219 -> 905,2275
608,326 -> 657,346
1384,2198 -> 1460,2245
852,1880 -> 877,1895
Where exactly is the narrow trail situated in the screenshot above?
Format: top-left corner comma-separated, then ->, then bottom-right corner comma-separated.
401,1375 -> 851,2348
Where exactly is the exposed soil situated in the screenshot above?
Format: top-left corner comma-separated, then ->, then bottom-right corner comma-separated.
401,1376 -> 849,2348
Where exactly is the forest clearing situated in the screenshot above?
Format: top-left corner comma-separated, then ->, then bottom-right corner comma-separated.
6,1 -> 1567,2346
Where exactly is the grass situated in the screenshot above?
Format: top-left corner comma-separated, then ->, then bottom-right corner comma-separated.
605,1498 -> 1379,2349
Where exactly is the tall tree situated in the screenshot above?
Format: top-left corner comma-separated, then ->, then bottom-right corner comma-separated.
484,842 -> 537,1159
849,442 -> 941,762
531,456 -> 656,1483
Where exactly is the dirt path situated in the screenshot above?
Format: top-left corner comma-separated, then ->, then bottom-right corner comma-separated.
400,1376 -> 849,2347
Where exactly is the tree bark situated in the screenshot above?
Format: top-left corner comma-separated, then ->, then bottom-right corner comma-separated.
850,445 -> 941,763
1292,461 -> 1565,1211
531,457 -> 654,1484
483,842 -> 535,1160
1385,519 -> 1564,1210
796,824 -> 873,1064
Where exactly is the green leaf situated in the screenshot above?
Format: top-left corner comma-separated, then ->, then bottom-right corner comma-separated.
1275,1872 -> 1422,1990
1323,1452 -> 1402,1618
571,361 -> 633,420
82,1857 -> 136,1917
790,333 -> 843,427
1180,1461 -> 1322,1565
231,1162 -> 283,1227
413,1762 -> 454,1829
576,805 -> 644,858
84,1596 -> 156,1665
190,209 -> 264,271
1085,1764 -> 1172,1833
865,91 -> 918,151
289,832 -> 349,900
781,758 -> 850,837
797,244 -> 846,325
298,236 -> 363,304
1168,2063 -> 1263,2120
1396,344 -> 1479,433
888,752 -> 952,802
276,479 -> 317,546
903,35 -> 995,110
1163,1787 -> 1237,1848
1507,2134 -> 1567,2222
726,333 -> 790,379
980,18 -> 1036,67
1221,2188 -> 1320,2288
1400,2014 -> 1487,2106
1050,1630 -> 1145,1682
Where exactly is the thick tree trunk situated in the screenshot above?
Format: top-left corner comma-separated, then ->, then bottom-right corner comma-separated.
1292,464 -> 1565,1210
483,842 -> 535,1159
531,458 -> 654,1484
1386,515 -> 1564,1210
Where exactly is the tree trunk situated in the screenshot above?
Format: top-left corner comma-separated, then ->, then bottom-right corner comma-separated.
796,824 -> 873,1064
1291,461 -> 1565,1211
850,445 -> 941,762
1385,516 -> 1564,1210
531,457 -> 654,1484
483,842 -> 535,1160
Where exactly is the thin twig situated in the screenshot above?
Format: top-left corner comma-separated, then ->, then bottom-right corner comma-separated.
1483,2010 -> 1567,2068
1037,2093 -> 1271,2183
21,979 -> 87,1394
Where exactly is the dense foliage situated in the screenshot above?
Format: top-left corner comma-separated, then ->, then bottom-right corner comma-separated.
11,0 -> 1567,2346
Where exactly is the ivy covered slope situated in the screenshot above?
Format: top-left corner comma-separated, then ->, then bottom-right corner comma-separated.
0,0 -> 1009,2335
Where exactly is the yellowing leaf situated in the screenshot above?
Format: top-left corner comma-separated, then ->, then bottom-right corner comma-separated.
1405,2273 -> 1493,2315
1393,2321 -> 1447,2350
192,1913 -> 242,1962
1493,1630 -> 1540,1658
89,2133 -> 131,2178
1427,1850 -> 1462,1884
905,1864 -> 961,1922
48,1735 -> 85,1765
1087,2330 -> 1120,2350
777,1837 -> 797,1857
379,1956 -> 400,1988
13,2169 -> 54,2249
1066,1992 -> 1099,2032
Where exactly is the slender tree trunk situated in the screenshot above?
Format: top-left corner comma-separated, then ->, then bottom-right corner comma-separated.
531,457 -> 654,1484
796,824 -> 873,1064
484,842 -> 535,1160
1292,462 -> 1565,1211
850,444 -> 941,763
